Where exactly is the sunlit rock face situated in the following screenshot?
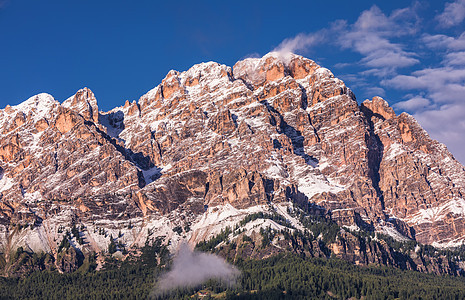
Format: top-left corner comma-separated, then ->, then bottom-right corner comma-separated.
0,52 -> 464,264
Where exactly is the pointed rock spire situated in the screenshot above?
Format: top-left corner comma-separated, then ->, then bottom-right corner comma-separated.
62,87 -> 99,123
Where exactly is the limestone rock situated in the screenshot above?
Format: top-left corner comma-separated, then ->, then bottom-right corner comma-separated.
62,87 -> 99,124
0,52 -> 464,270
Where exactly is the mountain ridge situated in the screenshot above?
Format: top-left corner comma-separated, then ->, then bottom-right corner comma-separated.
1,52 -> 465,275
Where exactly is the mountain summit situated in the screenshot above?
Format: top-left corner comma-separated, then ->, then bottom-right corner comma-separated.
1,53 -> 465,275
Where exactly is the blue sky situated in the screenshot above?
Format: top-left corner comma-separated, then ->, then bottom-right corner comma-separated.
0,0 -> 464,163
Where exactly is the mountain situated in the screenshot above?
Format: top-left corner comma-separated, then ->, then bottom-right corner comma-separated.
1,53 -> 465,275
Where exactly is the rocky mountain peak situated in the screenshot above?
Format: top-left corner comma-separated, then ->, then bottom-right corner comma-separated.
4,93 -> 57,119
62,87 -> 99,123
0,93 -> 58,136
0,53 -> 465,272
361,96 -> 396,120
233,52 -> 318,87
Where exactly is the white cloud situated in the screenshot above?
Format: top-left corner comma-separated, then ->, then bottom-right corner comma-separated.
272,3 -> 465,163
154,244 -> 239,294
363,86 -> 386,97
444,51 -> 465,65
361,50 -> 419,69
422,33 -> 465,51
428,83 -> 465,104
241,52 -> 261,59
393,96 -> 431,111
360,68 -> 396,78
384,67 -> 465,101
273,32 -> 325,58
364,84 -> 386,96
436,0 -> 465,28
383,64 -> 465,163
334,5 -> 420,75
414,104 -> 465,163
333,62 -> 352,68
272,5 -> 420,75
352,5 -> 419,36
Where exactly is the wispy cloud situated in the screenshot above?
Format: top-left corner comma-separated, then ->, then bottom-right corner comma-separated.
273,5 -> 420,76
422,33 -> 465,51
444,51 -> 465,65
271,32 -> 326,65
383,62 -> 465,162
393,96 -> 431,111
272,2 -> 465,163
240,52 -> 261,61
414,104 -> 465,162
334,5 -> 420,75
273,32 -> 325,55
436,0 -> 465,28
363,86 -> 386,97
383,67 -> 465,104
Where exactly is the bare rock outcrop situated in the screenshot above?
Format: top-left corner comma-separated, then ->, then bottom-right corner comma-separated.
0,52 -> 464,272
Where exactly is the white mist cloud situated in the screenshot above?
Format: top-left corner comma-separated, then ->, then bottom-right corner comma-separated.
363,86 -> 386,97
272,32 -> 325,65
436,0 -> 465,28
272,5 -> 420,98
422,33 -> 465,51
154,243 -> 239,294
393,96 -> 431,111
335,5 -> 420,74
273,32 -> 324,55
444,51 -> 465,66
272,5 -> 419,77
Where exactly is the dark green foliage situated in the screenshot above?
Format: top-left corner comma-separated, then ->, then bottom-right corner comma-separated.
3,249 -> 55,277
108,235 -> 117,254
77,253 -> 97,274
242,235 -> 252,242
230,254 -> 465,299
157,254 -> 465,299
239,212 -> 294,229
0,260 -> 159,299
0,243 -> 169,299
71,224 -> 79,239
289,205 -> 340,244
57,236 -> 70,253
13,247 -> 24,261
140,237 -> 169,268
2,250 -> 465,299
259,227 -> 276,248
172,226 -> 183,235
98,227 -> 105,236
71,224 -> 84,245
195,227 -> 232,252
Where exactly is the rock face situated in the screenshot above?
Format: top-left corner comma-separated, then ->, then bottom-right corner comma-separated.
360,97 -> 465,246
0,52 -> 465,271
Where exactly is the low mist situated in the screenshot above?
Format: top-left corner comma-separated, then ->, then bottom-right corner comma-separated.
154,243 -> 240,294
